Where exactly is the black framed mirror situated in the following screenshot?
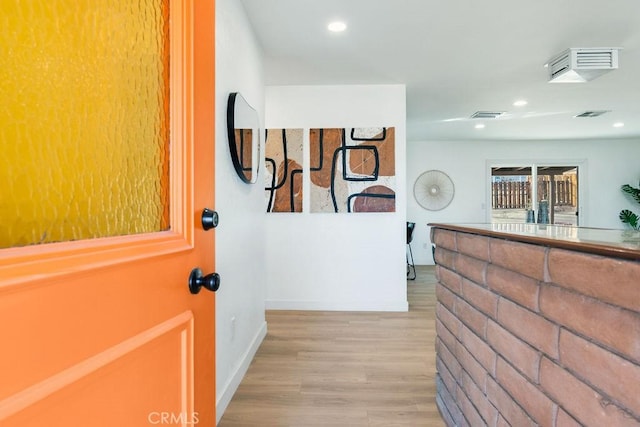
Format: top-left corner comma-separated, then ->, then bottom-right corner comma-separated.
227,92 -> 260,184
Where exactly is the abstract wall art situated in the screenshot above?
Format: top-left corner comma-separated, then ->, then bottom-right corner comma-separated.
310,127 -> 395,213
265,128 -> 304,212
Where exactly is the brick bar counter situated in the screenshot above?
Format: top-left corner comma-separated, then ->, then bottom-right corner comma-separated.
429,223 -> 640,427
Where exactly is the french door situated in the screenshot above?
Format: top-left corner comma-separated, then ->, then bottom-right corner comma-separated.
490,163 -> 580,226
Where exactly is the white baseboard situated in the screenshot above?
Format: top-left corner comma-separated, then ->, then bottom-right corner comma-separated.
265,300 -> 408,312
216,321 -> 267,425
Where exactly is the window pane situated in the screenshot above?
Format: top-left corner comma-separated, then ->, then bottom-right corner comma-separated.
0,1 -> 170,249
536,166 -> 578,226
491,167 -> 532,223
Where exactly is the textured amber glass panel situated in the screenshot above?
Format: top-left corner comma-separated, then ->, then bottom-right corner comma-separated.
0,0 -> 170,249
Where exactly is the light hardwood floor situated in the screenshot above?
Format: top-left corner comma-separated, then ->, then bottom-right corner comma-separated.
218,266 -> 445,426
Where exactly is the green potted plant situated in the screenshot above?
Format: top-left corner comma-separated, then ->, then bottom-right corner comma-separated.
619,183 -> 640,230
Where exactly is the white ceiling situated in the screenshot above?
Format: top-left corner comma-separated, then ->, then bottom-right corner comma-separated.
239,0 -> 640,142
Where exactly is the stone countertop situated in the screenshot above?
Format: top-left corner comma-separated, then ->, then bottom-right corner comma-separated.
428,223 -> 640,261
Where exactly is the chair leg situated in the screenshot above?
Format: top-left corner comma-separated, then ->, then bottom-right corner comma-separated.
406,242 -> 416,280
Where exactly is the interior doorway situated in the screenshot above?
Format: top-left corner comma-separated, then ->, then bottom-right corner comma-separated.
490,165 -> 579,225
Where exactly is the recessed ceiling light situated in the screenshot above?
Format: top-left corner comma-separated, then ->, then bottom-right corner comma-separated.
475,123 -> 486,129
613,122 -> 625,128
513,100 -> 528,107
327,21 -> 347,32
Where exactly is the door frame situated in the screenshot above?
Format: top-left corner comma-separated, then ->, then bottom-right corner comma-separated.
485,158 -> 587,225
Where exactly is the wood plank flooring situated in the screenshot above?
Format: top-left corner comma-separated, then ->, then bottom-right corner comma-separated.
218,266 -> 445,426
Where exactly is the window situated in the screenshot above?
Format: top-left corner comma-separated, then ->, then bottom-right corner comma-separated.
490,164 -> 579,225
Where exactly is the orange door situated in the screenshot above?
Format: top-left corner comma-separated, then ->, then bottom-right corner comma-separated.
0,1 -> 216,426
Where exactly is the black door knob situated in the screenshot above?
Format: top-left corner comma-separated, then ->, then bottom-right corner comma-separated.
202,208 -> 219,230
189,268 -> 220,294
201,208 -> 219,230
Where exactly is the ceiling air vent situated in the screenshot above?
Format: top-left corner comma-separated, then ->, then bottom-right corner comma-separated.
574,110 -> 610,118
547,48 -> 620,83
470,111 -> 505,119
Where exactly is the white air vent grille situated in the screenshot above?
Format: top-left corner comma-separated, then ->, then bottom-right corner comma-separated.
574,110 -> 610,118
547,48 -> 620,83
576,50 -> 615,68
470,111 -> 505,119
550,53 -> 571,79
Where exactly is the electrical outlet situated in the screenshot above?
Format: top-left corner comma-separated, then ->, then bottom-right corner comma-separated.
230,316 -> 236,341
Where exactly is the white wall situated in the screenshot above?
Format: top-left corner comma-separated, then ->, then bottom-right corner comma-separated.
215,0 -> 266,422
265,85 -> 408,312
407,138 -> 640,265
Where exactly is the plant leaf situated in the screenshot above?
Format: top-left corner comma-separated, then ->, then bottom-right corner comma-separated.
621,184 -> 640,204
619,209 -> 640,230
